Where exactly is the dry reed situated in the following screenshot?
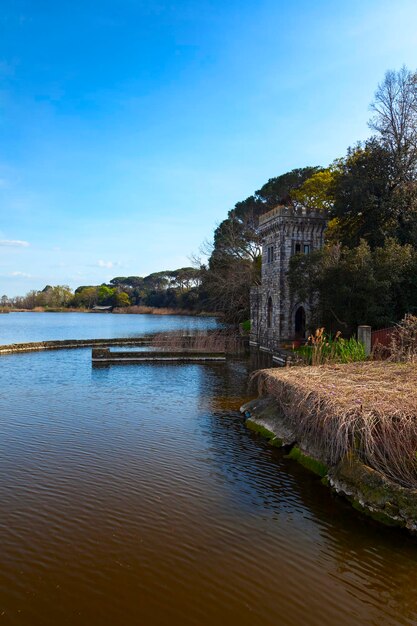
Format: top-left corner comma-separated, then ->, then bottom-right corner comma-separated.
389,314 -> 417,363
297,328 -> 366,365
251,362 -> 417,489
309,328 -> 342,365
150,330 -> 244,354
112,305 -> 214,316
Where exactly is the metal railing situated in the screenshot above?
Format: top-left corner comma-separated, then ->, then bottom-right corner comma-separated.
371,326 -> 395,348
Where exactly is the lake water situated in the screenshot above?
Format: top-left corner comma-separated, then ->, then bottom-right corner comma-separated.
1,314 -> 417,625
0,312 -> 220,344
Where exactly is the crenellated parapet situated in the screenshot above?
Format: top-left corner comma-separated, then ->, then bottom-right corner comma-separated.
259,204 -> 324,226
259,205 -> 326,240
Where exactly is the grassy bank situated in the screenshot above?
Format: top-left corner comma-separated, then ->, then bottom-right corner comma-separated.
251,363 -> 417,489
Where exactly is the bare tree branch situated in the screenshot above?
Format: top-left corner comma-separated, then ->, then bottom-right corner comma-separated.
369,66 -> 417,182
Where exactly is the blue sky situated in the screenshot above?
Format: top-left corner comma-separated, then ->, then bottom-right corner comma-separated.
1,0 -> 417,296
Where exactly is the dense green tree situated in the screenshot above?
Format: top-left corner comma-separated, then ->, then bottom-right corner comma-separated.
289,239 -> 417,333
291,168 -> 335,212
330,140 -> 395,248
113,291 -> 131,307
97,285 -> 115,305
330,141 -> 417,249
255,166 -> 322,207
110,276 -> 145,289
72,286 -> 99,308
33,285 -> 74,308
372,238 -> 417,321
170,267 -> 201,291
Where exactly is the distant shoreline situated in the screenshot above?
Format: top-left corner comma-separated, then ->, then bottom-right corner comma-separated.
112,305 -> 219,317
2,306 -> 219,318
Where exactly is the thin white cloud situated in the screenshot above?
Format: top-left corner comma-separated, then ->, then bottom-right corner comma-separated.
10,271 -> 32,278
98,259 -> 114,268
0,239 -> 30,247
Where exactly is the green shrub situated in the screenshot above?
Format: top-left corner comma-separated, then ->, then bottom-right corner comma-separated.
241,320 -> 251,333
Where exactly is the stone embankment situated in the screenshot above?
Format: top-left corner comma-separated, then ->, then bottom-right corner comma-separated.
0,338 -> 150,354
241,363 -> 417,533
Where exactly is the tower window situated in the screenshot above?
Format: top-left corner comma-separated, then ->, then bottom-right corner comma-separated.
267,246 -> 274,263
293,242 -> 311,255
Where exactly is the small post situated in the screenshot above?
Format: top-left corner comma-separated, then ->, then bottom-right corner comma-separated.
357,325 -> 371,356
92,347 -> 110,360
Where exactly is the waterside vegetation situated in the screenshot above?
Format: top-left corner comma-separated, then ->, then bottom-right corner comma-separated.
251,363 -> 417,489
296,328 -> 367,365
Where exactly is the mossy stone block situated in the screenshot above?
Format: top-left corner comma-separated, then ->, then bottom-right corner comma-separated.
246,419 -> 283,448
287,446 -> 328,478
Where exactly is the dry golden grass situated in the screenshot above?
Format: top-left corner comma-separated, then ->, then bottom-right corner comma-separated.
252,362 -> 417,489
112,305 -> 214,316
389,314 -> 417,362
150,330 -> 244,354
151,330 -> 244,354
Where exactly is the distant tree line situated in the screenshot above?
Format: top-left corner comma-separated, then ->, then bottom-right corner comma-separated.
3,267 -> 203,312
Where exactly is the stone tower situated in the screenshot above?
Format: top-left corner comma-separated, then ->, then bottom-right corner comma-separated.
250,205 -> 327,352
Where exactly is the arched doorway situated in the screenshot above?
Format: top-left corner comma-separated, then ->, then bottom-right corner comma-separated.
294,306 -> 306,338
267,297 -> 273,328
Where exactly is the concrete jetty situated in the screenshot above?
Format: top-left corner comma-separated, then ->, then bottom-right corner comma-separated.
91,347 -> 226,364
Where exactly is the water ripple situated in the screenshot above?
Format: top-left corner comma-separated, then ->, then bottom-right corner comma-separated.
0,347 -> 417,625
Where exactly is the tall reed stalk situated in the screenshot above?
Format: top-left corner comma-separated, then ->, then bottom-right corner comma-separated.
297,328 -> 366,365
389,314 -> 417,362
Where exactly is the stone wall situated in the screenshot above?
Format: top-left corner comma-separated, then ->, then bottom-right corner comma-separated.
0,337 -> 149,354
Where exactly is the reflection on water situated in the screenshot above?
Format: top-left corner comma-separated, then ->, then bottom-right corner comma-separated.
0,311 -> 219,344
0,348 -> 417,626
